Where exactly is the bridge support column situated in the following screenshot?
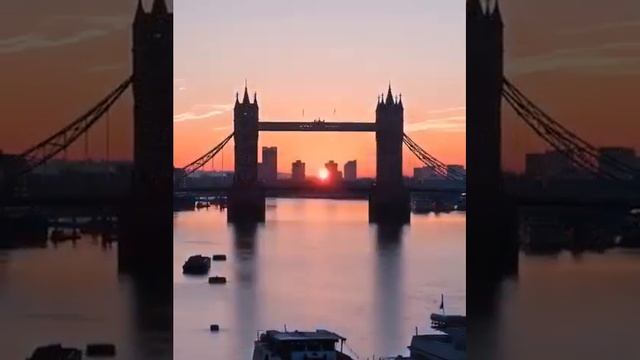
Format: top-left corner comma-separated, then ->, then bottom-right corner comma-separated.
228,85 -> 266,223
369,187 -> 410,224
118,3 -> 173,291
227,185 -> 265,223
370,85 -> 410,224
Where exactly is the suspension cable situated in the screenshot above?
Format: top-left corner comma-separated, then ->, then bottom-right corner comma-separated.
502,78 -> 638,181
181,132 -> 234,177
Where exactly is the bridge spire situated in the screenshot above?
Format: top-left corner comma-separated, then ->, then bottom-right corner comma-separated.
135,0 -> 146,20
489,0 -> 503,24
386,83 -> 394,105
398,93 -> 403,109
242,81 -> 250,104
253,91 -> 258,105
235,92 -> 240,106
152,0 -> 168,15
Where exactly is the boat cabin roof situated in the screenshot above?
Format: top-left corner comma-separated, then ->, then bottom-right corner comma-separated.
263,329 -> 345,343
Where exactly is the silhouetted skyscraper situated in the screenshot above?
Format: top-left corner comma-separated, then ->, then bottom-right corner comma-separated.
325,160 -> 341,182
446,165 -> 466,180
344,160 -> 357,181
292,160 -> 305,181
598,147 -> 636,180
261,146 -> 277,182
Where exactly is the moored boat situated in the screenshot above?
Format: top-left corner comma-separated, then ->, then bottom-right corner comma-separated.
27,344 -> 82,360
182,255 -> 211,275
406,313 -> 466,360
252,329 -> 353,360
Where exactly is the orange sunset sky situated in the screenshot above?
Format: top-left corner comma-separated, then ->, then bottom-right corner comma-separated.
173,0 -> 466,178
2,1 -> 635,175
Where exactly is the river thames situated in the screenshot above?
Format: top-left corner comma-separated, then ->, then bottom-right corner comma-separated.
0,233 -> 172,359
173,198 -> 466,359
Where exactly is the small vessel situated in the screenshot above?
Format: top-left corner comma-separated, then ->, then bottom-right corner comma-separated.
196,201 -> 211,209
411,196 -> 436,213
407,313 -> 466,360
208,276 -> 227,284
212,254 -> 227,261
50,229 -> 81,242
252,329 -> 353,360
182,255 -> 211,275
86,343 -> 116,357
28,344 -> 82,360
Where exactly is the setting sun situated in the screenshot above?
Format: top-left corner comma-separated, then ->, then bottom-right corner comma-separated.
318,168 -> 329,181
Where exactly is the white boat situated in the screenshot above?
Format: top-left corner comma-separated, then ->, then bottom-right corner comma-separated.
406,313 -> 466,360
252,329 -> 353,360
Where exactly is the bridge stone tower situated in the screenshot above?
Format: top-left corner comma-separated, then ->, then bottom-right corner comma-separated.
228,86 -> 265,223
132,0 -> 173,199
120,0 -> 173,284
467,0 -> 518,298
369,86 -> 410,224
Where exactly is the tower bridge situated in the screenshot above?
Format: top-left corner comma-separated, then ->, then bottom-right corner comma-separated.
179,84 -> 465,224
228,85 -> 411,223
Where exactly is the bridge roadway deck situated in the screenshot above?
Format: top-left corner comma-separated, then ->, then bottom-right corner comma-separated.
258,121 -> 376,132
177,185 -> 465,194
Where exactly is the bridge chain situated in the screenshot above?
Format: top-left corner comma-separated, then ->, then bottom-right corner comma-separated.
503,78 -> 639,181
403,133 -> 464,181
181,132 -> 234,177
17,76 -> 133,176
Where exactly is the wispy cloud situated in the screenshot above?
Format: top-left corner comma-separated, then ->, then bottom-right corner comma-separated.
48,15 -> 130,31
427,106 -> 466,114
405,115 -> 466,133
0,30 -> 109,54
0,14 -> 129,54
562,20 -> 640,35
508,42 -> 640,76
174,104 -> 234,123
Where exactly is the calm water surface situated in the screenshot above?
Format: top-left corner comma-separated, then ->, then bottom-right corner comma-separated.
478,250 -> 640,360
0,236 -> 171,359
173,198 -> 466,359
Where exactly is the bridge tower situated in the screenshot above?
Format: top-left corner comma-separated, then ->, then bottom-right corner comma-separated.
119,0 -> 173,282
369,86 -> 410,224
467,0 -> 518,291
228,86 -> 265,222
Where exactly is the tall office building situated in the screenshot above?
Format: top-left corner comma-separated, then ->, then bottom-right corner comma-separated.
292,160 -> 305,181
344,160 -> 357,181
446,165 -> 466,180
261,146 -> 278,182
325,160 -> 341,181
413,166 -> 442,180
525,151 -> 585,180
598,147 -> 636,180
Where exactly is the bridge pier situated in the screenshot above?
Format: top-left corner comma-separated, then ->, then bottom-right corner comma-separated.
369,187 -> 410,224
227,185 -> 265,223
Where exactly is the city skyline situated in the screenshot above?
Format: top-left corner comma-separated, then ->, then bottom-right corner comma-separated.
0,0 -> 166,161
502,0 -> 640,171
174,0 -> 465,178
